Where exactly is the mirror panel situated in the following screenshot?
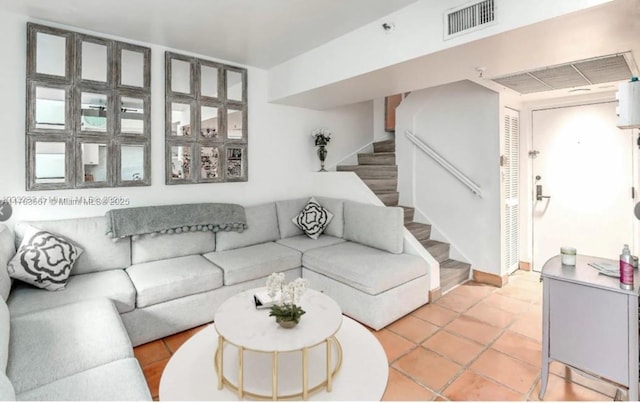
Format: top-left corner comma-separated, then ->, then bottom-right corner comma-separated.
27,23 -> 151,190
171,145 -> 192,180
201,65 -> 218,98
226,146 -> 245,179
226,70 -> 243,102
35,86 -> 66,130
201,106 -> 219,139
171,102 -> 191,136
81,41 -> 108,82
121,144 -> 145,181
227,108 -> 243,140
166,52 -> 247,184
36,32 -> 66,77
120,96 -> 144,134
81,142 -> 107,183
171,59 -> 191,94
80,92 -> 108,133
121,49 -> 144,87
200,146 -> 221,180
35,141 -> 66,183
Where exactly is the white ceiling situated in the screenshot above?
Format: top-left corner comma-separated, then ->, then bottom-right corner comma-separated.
0,0 -> 418,68
273,0 -> 640,108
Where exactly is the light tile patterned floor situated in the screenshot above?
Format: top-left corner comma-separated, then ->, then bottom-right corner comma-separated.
134,270 -> 617,401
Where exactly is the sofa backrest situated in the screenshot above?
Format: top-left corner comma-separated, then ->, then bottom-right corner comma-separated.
14,217 -> 131,275
131,231 -> 216,265
0,299 -> 15,400
275,196 -> 344,239
343,200 -> 404,254
0,225 -> 15,302
216,202 -> 280,251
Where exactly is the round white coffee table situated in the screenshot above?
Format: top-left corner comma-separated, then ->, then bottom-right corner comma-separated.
214,288 -> 343,400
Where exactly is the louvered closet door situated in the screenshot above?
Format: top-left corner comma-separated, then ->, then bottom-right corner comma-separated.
503,108 -> 520,274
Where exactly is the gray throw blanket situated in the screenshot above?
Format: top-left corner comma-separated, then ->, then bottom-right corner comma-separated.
105,203 -> 247,238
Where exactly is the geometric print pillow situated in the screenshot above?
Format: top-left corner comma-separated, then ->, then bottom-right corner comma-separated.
292,197 -> 334,240
7,225 -> 83,291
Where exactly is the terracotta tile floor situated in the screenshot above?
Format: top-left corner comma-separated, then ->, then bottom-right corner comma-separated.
134,270 -> 618,401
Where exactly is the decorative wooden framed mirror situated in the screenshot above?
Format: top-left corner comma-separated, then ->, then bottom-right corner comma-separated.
25,23 -> 151,190
165,52 -> 248,184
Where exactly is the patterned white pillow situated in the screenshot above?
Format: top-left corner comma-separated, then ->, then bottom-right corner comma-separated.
292,198 -> 334,240
8,225 -> 83,291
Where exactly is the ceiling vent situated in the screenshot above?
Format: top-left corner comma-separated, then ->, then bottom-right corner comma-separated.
491,53 -> 635,94
445,0 -> 496,40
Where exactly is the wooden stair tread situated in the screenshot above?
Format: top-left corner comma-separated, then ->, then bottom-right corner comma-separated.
374,192 -> 399,206
337,165 -> 397,179
405,222 -> 431,241
362,178 -> 397,192
399,206 -> 415,223
358,152 -> 396,165
440,259 -> 471,292
373,140 -> 395,153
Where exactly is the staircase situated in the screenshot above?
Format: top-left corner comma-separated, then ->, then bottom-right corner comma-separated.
337,139 -> 471,293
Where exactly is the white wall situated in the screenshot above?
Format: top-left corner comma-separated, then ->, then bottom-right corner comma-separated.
0,10 -> 373,224
396,80 -> 501,275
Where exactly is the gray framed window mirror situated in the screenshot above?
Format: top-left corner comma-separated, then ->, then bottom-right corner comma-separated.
26,23 -> 151,190
165,52 -> 248,184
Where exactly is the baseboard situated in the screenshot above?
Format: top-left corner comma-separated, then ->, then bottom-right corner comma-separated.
519,261 -> 531,271
473,269 -> 508,288
428,287 -> 442,302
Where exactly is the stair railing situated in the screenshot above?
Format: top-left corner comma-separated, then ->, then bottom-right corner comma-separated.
405,130 -> 482,198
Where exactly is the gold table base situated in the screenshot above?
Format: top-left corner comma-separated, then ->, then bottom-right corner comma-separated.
215,335 -> 343,400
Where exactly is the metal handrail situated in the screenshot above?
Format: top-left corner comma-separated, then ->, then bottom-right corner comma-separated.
405,130 -> 482,197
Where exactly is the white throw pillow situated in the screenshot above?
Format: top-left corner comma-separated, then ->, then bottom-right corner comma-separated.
292,198 -> 334,240
7,225 -> 83,291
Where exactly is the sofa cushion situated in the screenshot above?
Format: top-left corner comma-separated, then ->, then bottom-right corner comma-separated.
0,225 -> 15,301
292,197 -> 334,240
8,225 -> 83,291
314,196 -> 344,238
303,241 -> 428,295
275,198 -> 307,239
132,230 -> 216,265
0,300 -> 12,401
16,358 -> 151,401
0,374 -> 14,401
7,298 -> 133,394
216,203 -> 279,252
204,242 -> 302,286
15,217 -> 131,274
0,299 -> 9,373
8,269 -> 136,317
277,234 -> 345,253
343,200 -> 403,254
127,255 -> 223,308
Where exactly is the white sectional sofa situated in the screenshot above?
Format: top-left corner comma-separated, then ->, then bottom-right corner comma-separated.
0,196 -> 429,401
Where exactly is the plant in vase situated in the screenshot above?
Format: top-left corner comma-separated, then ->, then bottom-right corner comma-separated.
266,273 -> 309,328
311,128 -> 332,172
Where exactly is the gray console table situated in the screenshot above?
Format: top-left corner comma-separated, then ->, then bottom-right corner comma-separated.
540,255 -> 639,400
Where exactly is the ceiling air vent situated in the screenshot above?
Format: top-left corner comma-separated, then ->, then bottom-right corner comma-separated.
491,53 -> 635,94
445,0 -> 495,40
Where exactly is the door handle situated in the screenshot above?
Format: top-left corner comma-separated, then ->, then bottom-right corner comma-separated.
536,185 -> 551,201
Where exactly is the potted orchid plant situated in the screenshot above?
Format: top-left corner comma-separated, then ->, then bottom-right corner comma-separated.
266,272 -> 309,328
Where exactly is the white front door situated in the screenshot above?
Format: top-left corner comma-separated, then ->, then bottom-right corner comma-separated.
532,101 -> 635,270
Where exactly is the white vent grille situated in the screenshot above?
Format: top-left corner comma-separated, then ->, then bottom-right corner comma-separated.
445,0 -> 495,39
492,53 -> 634,94
503,108 -> 519,273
